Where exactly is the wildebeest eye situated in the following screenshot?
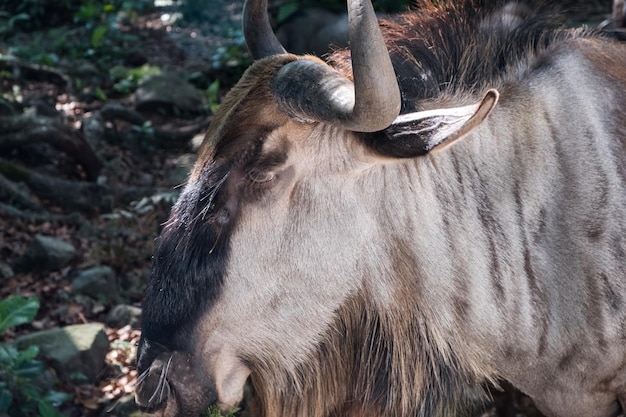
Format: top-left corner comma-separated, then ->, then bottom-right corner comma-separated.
246,169 -> 276,184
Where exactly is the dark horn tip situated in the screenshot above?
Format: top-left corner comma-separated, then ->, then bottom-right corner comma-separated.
243,0 -> 286,59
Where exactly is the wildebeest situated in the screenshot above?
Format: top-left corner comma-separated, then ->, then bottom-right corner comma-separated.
135,0 -> 626,416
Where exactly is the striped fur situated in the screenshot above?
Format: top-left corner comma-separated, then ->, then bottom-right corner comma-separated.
136,1 -> 626,416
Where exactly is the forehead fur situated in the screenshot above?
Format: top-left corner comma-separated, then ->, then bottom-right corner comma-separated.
193,55 -> 301,175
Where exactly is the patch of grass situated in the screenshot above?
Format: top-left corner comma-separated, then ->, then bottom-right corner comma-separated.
205,405 -> 240,417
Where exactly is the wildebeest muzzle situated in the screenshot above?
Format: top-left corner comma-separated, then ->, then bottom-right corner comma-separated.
135,337 -> 217,416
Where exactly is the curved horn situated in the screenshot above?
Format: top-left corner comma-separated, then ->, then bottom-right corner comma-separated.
347,0 -> 401,131
271,0 -> 401,132
243,0 -> 286,59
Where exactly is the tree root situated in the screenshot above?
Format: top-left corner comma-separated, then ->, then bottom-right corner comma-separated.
0,158 -> 156,214
0,202 -> 95,234
0,173 -> 44,212
0,56 -> 71,88
0,110 -> 102,180
99,103 -> 211,149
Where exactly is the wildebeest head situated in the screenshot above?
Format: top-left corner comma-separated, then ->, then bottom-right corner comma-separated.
134,0 -> 502,415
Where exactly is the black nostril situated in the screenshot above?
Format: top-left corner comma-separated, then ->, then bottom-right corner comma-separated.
135,347 -> 218,416
135,376 -> 171,411
137,381 -> 169,409
135,354 -> 173,411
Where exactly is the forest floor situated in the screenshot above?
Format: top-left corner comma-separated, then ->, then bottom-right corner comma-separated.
0,2 -> 248,416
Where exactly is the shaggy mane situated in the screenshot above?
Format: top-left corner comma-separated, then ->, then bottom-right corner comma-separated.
328,0 -> 601,112
246,290 -> 483,417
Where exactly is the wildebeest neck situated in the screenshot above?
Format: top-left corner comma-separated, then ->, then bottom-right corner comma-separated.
247,289 -> 474,417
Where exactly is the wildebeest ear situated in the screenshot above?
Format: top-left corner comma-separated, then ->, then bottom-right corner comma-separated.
364,89 -> 499,158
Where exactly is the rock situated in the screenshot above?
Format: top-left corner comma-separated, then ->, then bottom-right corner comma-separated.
73,61 -> 100,78
82,115 -> 106,149
106,304 -> 142,329
15,323 -> 109,383
119,267 -> 149,299
71,61 -> 106,87
135,73 -> 206,114
0,262 -> 14,280
13,234 -> 76,272
72,266 -> 118,300
169,153 -> 197,185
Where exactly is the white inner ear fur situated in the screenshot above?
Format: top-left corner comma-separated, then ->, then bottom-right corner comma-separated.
391,89 -> 500,152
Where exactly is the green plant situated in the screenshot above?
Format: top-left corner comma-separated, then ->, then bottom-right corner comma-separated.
206,79 -> 220,113
210,29 -> 249,71
132,120 -> 156,152
111,64 -> 161,94
0,296 -> 71,417
73,2 -> 117,55
205,405 -> 240,417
